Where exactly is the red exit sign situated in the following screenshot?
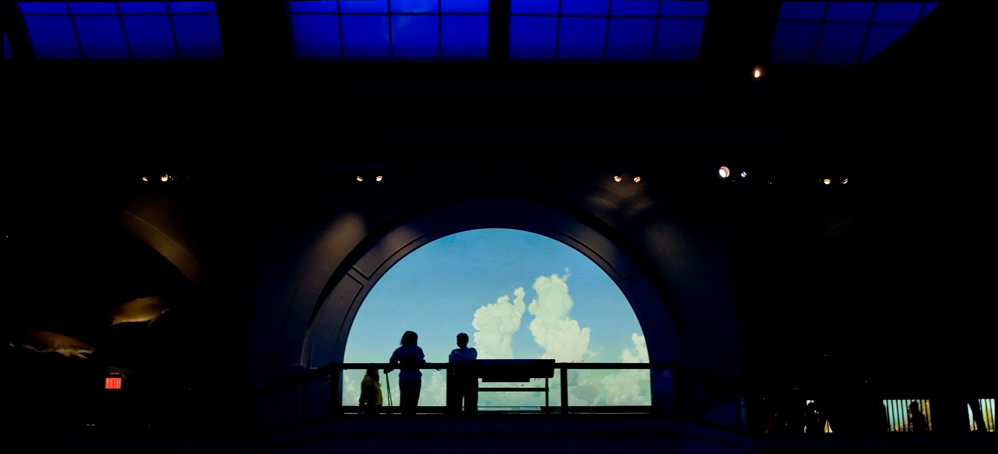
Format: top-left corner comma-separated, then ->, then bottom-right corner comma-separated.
105,377 -> 122,390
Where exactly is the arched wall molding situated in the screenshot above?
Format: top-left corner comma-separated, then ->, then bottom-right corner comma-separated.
302,196 -> 681,370
119,210 -> 201,285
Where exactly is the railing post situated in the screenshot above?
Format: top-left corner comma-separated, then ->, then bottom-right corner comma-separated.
329,368 -> 342,417
560,365 -> 569,415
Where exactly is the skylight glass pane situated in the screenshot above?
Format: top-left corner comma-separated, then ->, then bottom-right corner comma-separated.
174,14 -> 223,57
610,0 -> 659,17
509,15 -> 557,58
4,32 -> 14,59
825,2 -> 874,22
75,15 -> 129,58
814,22 -> 866,64
292,13 -> 341,57
441,0 -> 489,14
861,24 -> 911,63
654,17 -> 703,60
69,2 -> 119,14
511,0 -> 559,15
392,15 -> 438,57
778,2 -> 826,21
606,17 -> 655,59
19,2 -> 69,14
123,15 -> 177,58
22,15 -> 81,58
341,15 -> 390,57
168,2 -> 216,13
442,15 -> 488,57
559,16 -> 607,59
119,2 -> 168,14
392,0 -> 438,13
290,1 -> 339,13
561,0 -> 610,16
659,1 -> 708,17
340,0 -> 388,13
770,21 -> 820,63
873,2 -> 922,23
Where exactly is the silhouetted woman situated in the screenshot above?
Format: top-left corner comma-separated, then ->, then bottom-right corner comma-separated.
385,330 -> 425,415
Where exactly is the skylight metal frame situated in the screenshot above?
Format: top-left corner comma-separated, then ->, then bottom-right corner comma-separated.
288,0 -> 491,60
770,1 -> 937,66
508,0 -> 710,61
16,1 -> 224,59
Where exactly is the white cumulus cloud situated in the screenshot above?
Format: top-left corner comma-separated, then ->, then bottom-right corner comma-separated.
472,287 -> 527,359
527,273 -> 590,363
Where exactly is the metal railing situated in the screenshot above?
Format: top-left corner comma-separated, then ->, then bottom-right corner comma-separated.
255,361 -> 746,433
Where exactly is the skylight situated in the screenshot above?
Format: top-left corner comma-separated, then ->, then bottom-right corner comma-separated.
509,0 -> 709,60
18,2 -> 224,59
770,2 -> 937,65
289,0 -> 490,58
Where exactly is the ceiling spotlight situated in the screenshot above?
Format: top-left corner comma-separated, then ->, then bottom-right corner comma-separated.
633,176 -> 641,183
613,175 -> 622,183
740,171 -> 747,178
842,178 -> 849,185
356,176 -> 364,182
718,166 -> 730,179
141,176 -> 148,182
375,175 -> 383,182
160,175 -> 169,182
753,65 -> 764,79
823,179 -> 831,185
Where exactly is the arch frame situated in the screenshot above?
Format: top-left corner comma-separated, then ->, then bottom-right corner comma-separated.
302,195 -> 680,370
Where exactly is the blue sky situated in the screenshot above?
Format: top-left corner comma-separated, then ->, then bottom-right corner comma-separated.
343,228 -> 649,407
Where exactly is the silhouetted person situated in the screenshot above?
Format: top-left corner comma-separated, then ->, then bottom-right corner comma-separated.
385,330 -> 425,415
907,400 -> 928,432
805,401 -> 826,435
359,368 -> 383,415
447,332 -> 478,416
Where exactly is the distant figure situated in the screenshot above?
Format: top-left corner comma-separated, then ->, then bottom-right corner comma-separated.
909,401 -> 928,433
359,368 -> 383,415
804,401 -> 826,434
385,331 -> 425,415
447,332 -> 478,416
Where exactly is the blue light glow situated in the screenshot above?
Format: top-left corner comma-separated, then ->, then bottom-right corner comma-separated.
4,32 -> 13,59
509,0 -> 708,61
18,2 -> 223,59
288,0 -> 490,59
770,2 -> 936,65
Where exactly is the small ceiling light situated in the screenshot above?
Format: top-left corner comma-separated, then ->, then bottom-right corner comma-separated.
740,171 -> 747,178
842,178 -> 849,185
718,166 -> 730,179
141,176 -> 148,182
375,175 -> 383,182
356,176 -> 364,182
823,179 -> 831,185
160,175 -> 169,182
753,65 -> 764,79
613,175 -> 622,183
633,176 -> 641,183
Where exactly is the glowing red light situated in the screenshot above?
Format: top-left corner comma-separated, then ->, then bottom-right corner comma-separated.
105,377 -> 122,390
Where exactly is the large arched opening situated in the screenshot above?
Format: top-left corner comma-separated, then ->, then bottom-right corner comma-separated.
302,196 -> 681,408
